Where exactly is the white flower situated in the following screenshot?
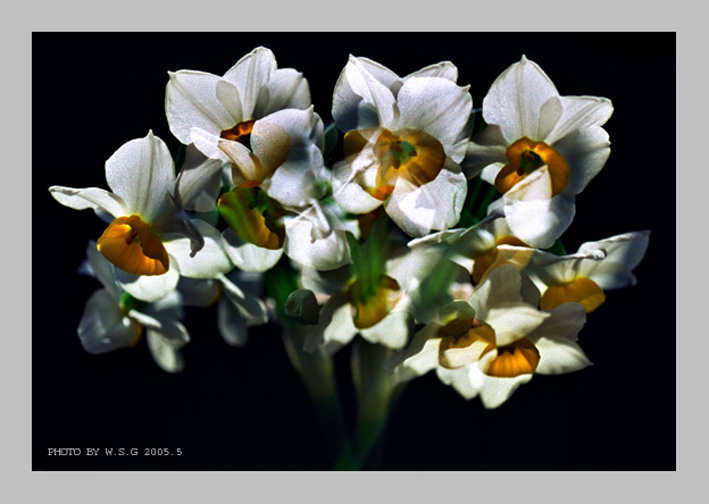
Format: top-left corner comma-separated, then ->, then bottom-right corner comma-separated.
393,265 -> 590,408
331,56 -> 473,237
77,242 -> 190,373
464,56 -> 613,248
49,132 -> 208,302
302,245 -> 442,354
408,212 -> 535,286
166,47 -> 324,209
528,231 -> 650,313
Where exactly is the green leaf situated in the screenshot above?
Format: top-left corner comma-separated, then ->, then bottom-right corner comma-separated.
264,256 -> 300,319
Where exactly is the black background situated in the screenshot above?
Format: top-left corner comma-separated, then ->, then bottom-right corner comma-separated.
33,32 -> 675,470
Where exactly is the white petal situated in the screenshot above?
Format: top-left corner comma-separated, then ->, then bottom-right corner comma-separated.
534,337 -> 592,375
78,289 -> 137,354
115,260 -> 180,302
331,160 -> 382,214
360,309 -> 413,349
391,324 -> 442,384
385,160 -> 467,237
175,145 -> 225,212
146,322 -> 189,373
217,296 -> 248,347
554,126 -> 611,194
577,231 -> 651,289
397,76 -> 473,163
545,95 -> 613,145
177,277 -> 221,308
479,373 -> 533,409
215,78 -> 244,124
483,303 -> 549,347
482,56 -> 560,143
404,61 -> 458,83
284,211 -> 351,271
166,219 -> 232,278
221,228 -> 284,273
462,125 -> 508,180
191,127 -> 232,163
221,47 -> 277,119
49,185 -> 127,219
339,56 -> 398,129
502,190 -> 576,249
472,263 -> 524,315
104,132 -> 175,222
255,68 -> 311,116
304,292 -> 358,355
166,70 -> 233,144
83,241 -> 120,296
436,365 -> 483,400
218,272 -> 269,327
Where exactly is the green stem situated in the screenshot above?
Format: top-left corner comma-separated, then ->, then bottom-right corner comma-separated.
347,340 -> 398,470
282,326 -> 352,464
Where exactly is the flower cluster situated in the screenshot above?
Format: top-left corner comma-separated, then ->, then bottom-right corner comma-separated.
49,47 -> 648,411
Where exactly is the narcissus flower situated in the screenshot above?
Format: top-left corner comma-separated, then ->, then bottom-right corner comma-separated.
49,132 -> 206,302
408,212 -> 534,285
393,265 -> 590,408
529,231 -> 650,313
166,47 -> 324,209
331,56 -> 473,237
77,242 -> 191,373
464,56 -> 613,248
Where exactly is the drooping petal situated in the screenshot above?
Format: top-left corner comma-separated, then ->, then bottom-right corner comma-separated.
78,289 -> 140,354
104,132 -> 175,222
482,56 -> 560,143
177,277 -> 222,308
49,185 -> 127,219
397,76 -> 473,163
82,241 -> 121,296
166,70 -> 234,144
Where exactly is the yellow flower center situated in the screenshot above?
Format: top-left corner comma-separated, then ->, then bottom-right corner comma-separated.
438,317 -> 540,377
217,186 -> 286,250
539,277 -> 606,313
495,137 -> 570,197
344,127 -> 446,201
347,275 -> 402,329
97,215 -> 169,276
221,119 -> 256,144
471,235 -> 530,284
